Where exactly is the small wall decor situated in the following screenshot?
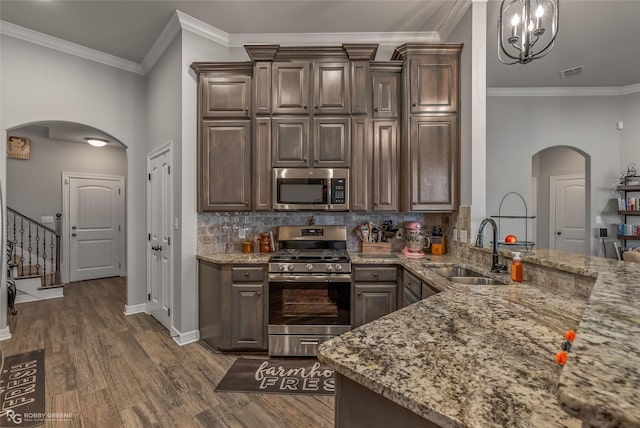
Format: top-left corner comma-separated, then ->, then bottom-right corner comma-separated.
7,135 -> 30,160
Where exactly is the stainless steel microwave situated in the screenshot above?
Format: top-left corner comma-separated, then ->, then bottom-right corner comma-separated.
273,168 -> 349,211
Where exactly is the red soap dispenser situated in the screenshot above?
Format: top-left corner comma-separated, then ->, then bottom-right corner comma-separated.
511,252 -> 523,282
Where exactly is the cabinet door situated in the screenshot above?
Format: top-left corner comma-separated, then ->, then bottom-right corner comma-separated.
313,117 -> 351,167
272,62 -> 310,114
350,117 -> 370,211
353,283 -> 398,328
231,283 -> 265,349
372,120 -> 398,211
254,62 -> 271,115
202,75 -> 251,118
409,115 -> 458,211
409,55 -> 458,113
254,118 -> 271,210
372,73 -> 399,118
272,117 -> 310,167
351,61 -> 370,114
421,283 -> 438,300
200,120 -> 251,211
313,62 -> 350,114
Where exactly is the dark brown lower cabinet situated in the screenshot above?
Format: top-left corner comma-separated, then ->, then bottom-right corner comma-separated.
198,261 -> 267,351
352,265 -> 398,328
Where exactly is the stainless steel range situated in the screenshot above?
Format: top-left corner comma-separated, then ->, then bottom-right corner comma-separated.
268,225 -> 351,357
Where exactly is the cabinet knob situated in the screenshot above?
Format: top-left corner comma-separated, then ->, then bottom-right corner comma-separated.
412,102 -> 417,107
315,105 -> 318,109
373,272 -> 379,277
303,157 -> 307,162
303,104 -> 307,109
245,107 -> 249,111
314,159 -> 318,163
374,108 -> 379,112
244,201 -> 249,205
244,272 -> 249,277
257,291 -> 261,296
357,292 -> 362,296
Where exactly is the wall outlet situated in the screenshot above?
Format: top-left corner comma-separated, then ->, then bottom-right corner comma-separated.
395,228 -> 403,240
596,215 -> 602,224
459,229 -> 467,244
239,227 -> 247,239
452,229 -> 458,242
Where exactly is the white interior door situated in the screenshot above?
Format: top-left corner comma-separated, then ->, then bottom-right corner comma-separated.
147,144 -> 173,330
550,174 -> 586,254
68,175 -> 124,282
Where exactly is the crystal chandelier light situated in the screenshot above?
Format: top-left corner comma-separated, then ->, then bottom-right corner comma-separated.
498,0 -> 559,64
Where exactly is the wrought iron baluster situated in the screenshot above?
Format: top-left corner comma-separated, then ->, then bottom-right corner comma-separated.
36,226 -> 41,276
20,217 -> 25,277
28,223 -> 32,275
42,230 -> 47,285
50,232 -> 55,286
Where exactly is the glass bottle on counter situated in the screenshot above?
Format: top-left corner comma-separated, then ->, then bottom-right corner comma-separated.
511,252 -> 523,282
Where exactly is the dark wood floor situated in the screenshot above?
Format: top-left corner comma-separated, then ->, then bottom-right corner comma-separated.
3,277 -> 334,427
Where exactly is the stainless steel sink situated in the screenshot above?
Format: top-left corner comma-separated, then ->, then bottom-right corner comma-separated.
429,266 -> 485,278
447,276 -> 507,285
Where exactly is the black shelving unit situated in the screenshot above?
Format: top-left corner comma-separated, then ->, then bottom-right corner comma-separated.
617,179 -> 640,248
492,192 -> 536,250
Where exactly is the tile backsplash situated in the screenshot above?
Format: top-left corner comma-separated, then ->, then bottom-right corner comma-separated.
198,211 -> 452,253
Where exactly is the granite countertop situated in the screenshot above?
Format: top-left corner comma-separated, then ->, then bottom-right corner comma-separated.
196,248 -> 640,427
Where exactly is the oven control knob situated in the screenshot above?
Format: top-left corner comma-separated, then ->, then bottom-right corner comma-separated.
287,264 -> 295,272
334,264 -> 343,272
306,264 -> 314,271
326,264 -> 333,272
277,264 -> 285,272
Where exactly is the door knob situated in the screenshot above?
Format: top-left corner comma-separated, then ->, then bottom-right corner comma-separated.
72,226 -> 77,230
557,232 -> 562,235
72,233 -> 77,237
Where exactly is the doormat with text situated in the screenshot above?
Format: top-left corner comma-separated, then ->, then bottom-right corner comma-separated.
1,349 -> 45,427
215,358 -> 334,396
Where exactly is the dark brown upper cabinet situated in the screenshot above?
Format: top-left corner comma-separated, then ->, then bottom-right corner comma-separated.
272,62 -> 310,114
271,117 -> 310,167
201,75 -> 251,118
409,55 -> 459,114
313,117 -> 351,167
313,62 -> 350,114
372,73 -> 399,118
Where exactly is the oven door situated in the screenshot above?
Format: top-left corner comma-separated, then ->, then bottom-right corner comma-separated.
268,274 -> 351,328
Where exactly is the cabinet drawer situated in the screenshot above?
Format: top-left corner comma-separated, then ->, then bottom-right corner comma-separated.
354,266 -> 397,282
403,271 -> 422,297
232,266 -> 265,282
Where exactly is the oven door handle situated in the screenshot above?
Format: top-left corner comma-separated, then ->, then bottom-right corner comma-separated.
268,274 -> 352,283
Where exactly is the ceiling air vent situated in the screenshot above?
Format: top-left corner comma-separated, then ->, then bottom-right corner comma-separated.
559,66 -> 583,79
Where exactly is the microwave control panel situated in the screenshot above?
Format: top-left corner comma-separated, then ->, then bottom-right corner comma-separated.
331,178 -> 346,204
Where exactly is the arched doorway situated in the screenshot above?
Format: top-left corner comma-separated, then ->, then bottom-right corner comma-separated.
5,121 -> 127,301
532,146 -> 590,255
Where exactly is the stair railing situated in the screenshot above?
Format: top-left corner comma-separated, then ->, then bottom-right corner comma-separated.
7,208 -> 62,286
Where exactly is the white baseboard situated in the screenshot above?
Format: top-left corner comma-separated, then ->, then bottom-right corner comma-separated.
124,303 -> 148,315
0,326 -> 12,341
171,328 -> 200,346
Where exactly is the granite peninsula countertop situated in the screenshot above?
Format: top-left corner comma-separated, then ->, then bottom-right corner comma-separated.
197,248 -> 640,427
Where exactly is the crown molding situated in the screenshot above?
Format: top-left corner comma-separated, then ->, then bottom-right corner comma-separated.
621,83 -> 640,95
0,20 -> 144,75
228,31 -> 440,48
487,86 -> 627,97
176,10 -> 230,47
438,1 -> 472,42
141,11 -> 182,73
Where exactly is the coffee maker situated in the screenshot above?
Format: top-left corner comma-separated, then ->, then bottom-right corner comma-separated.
402,222 -> 431,258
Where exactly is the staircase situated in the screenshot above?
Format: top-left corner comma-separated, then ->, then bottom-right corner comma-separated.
7,208 -> 64,304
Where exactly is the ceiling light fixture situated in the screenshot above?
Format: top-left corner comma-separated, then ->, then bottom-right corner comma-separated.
498,0 -> 559,64
86,138 -> 108,147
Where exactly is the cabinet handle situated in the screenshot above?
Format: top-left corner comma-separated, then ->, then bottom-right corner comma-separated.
244,272 -> 249,277
314,159 -> 318,163
356,292 -> 362,295
373,272 -> 379,277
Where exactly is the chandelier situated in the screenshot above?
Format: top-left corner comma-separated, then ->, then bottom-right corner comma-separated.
498,0 -> 559,64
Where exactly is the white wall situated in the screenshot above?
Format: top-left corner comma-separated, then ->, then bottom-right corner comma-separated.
487,95 -> 622,255
6,135 -> 126,221
0,35 -> 147,332
446,7 -> 473,206
532,146 -> 586,249
621,91 -> 640,167
177,31 -> 229,336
